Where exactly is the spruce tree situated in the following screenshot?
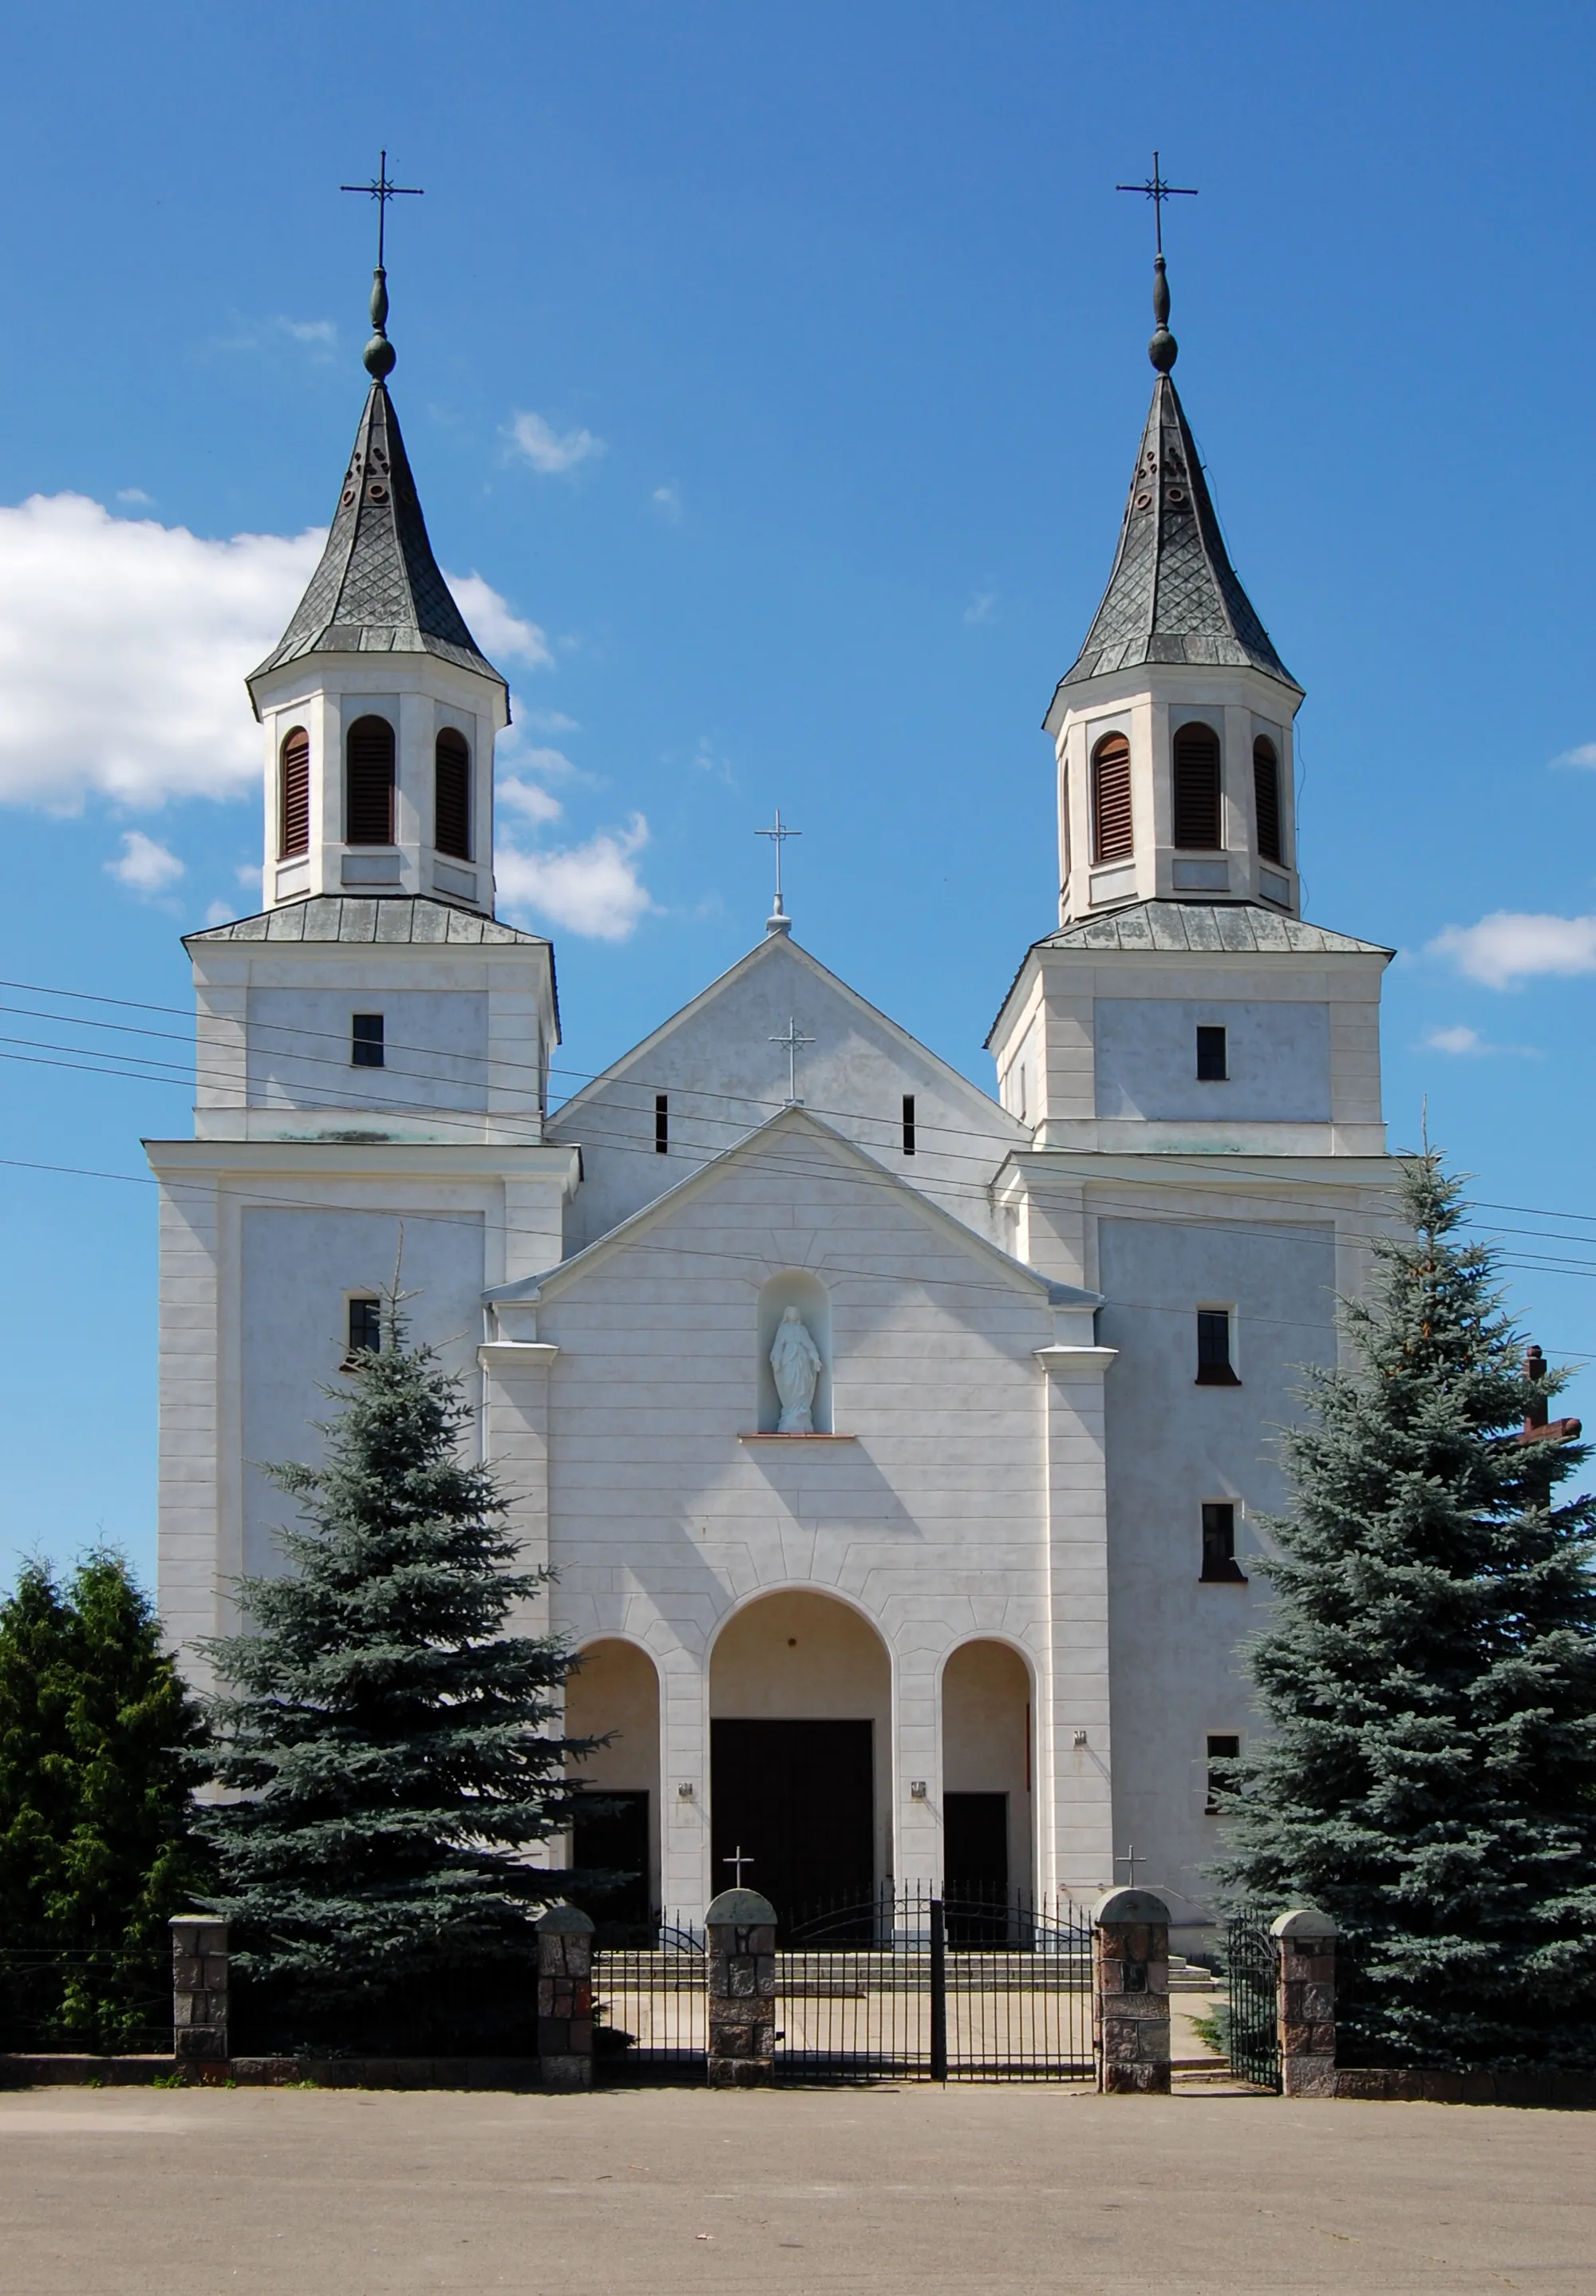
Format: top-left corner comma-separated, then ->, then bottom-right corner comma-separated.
1221,1153 -> 1596,2070
199,1306 -> 592,2047
0,1552 -> 208,2048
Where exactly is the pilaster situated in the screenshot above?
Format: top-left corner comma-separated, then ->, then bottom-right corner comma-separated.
1035,1342 -> 1116,1895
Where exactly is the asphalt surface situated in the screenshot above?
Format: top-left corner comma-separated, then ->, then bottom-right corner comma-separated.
2,2080 -> 1591,2294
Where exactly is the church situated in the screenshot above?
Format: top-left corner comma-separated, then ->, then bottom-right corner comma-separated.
150,239 -> 1396,1954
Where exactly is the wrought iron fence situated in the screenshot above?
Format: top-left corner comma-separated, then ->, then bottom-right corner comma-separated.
0,1948 -> 172,2057
591,1919 -> 706,2083
1224,1911 -> 1280,2091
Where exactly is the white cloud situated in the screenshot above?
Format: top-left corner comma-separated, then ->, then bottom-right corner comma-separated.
496,815 -> 653,941
1424,1025 -> 1484,1054
107,829 -> 184,895
651,484 -> 682,522
117,487 -> 153,507
506,411 -> 606,476
204,897 -> 236,927
1428,911 -> 1596,990
523,709 -> 580,734
963,590 -> 998,627
1551,743 -> 1596,769
0,494 -> 547,812
498,777 -> 564,827
281,318 -> 336,347
447,574 -> 551,666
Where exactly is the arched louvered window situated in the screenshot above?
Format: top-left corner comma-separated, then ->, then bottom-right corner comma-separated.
1253,735 -> 1282,865
1090,733 -> 1133,864
434,728 -> 472,860
1172,721 -> 1222,850
279,726 -> 310,859
346,716 -> 396,846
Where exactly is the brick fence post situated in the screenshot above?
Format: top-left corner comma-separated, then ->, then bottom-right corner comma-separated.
1092,1887 -> 1170,2094
169,1915 -> 229,2066
536,1903 -> 595,2090
705,1887 -> 778,2087
1270,1907 -> 1339,2096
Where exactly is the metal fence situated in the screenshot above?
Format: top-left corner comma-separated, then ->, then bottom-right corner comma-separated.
1225,1911 -> 1280,2091
0,1948 -> 172,2057
591,1921 -> 707,2083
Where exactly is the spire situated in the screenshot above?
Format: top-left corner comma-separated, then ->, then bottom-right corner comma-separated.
1053,255 -> 1297,696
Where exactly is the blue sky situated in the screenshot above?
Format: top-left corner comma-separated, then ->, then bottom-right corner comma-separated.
2,0 -> 1595,1592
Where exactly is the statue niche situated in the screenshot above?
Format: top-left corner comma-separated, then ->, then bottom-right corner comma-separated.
756,1271 -> 832,1435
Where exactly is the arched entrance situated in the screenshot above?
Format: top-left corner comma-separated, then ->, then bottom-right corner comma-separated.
941,1640 -> 1033,1908
566,1638 -> 661,1931
709,1589 -> 891,1920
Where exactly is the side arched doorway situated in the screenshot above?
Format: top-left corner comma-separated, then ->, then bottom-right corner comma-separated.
565,1638 -> 661,1936
709,1590 -> 891,1923
941,1640 -> 1033,1917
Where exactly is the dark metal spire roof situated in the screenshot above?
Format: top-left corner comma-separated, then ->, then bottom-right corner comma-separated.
247,378 -> 504,699
1052,261 -> 1297,699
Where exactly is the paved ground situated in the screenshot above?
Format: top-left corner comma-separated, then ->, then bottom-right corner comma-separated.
2,2081 -> 1591,2294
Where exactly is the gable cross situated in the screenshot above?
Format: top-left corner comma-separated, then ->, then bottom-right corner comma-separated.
723,1844 -> 755,1886
1116,1842 -> 1141,1889
771,1016 -> 816,1107
756,808 -> 802,930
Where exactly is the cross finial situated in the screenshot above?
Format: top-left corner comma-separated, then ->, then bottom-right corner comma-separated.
341,150 -> 425,381
769,1015 -> 816,1106
755,808 -> 802,936
1116,152 -> 1198,375
723,1844 -> 755,1886
1115,1843 -> 1140,1889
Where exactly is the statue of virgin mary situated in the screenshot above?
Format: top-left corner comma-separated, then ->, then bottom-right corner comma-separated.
769,1305 -> 824,1433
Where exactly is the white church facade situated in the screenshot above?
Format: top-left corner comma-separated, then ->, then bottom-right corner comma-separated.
151,253 -> 1397,1947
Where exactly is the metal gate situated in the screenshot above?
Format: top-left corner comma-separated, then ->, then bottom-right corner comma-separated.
1225,1911 -> 1280,2091
592,1921 -> 706,2083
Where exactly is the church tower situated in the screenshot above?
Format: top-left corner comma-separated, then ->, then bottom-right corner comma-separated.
246,262 -> 508,918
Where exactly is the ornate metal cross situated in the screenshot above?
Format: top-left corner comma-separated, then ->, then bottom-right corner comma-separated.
756,808 -> 802,923
1115,152 -> 1198,256
723,1844 -> 755,1885
341,149 -> 425,269
770,1016 -> 816,1105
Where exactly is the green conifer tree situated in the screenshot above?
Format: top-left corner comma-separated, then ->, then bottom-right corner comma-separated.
0,1552 -> 208,2047
199,1307 -> 593,2045
1220,1153 -> 1596,2069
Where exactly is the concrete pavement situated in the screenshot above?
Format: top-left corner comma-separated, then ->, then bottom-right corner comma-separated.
2,2081 -> 1590,2294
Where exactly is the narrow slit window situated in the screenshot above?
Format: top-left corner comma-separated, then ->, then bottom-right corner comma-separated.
1205,1733 -> 1242,1815
654,1092 -> 669,1154
1253,736 -> 1282,865
1091,733 -> 1133,864
347,1298 -> 382,1356
279,727 -> 310,859
1200,1503 -> 1247,1583
434,728 -> 472,860
351,1013 -> 385,1069
346,715 -> 396,846
1195,1308 -> 1240,1386
1172,721 -> 1222,850
1195,1025 -> 1227,1081
902,1093 -> 916,1156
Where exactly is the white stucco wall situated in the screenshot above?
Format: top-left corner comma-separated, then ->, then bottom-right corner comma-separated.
1094,998 -> 1331,1123
245,988 -> 493,1118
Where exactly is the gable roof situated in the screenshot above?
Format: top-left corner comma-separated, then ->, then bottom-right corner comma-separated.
247,381 -> 504,705
489,1102 -> 1099,1310
1051,373 -> 1297,705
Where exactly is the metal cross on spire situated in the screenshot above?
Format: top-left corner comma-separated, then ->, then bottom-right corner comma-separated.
1114,151 -> 1198,257
770,1017 -> 816,1106
341,149 -> 425,270
756,808 -> 802,936
723,1845 -> 755,1886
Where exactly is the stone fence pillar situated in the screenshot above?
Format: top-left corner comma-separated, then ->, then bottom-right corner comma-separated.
536,1903 -> 595,2090
1092,1887 -> 1170,2094
169,1915 -> 229,2065
705,1887 -> 778,2087
1270,1907 -> 1339,2096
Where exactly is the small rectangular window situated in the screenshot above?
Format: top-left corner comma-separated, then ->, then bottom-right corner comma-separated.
1200,1502 -> 1247,1583
902,1093 -> 916,1156
352,1014 -> 385,1069
1196,1308 -> 1240,1386
347,1297 -> 382,1356
1195,1025 -> 1227,1081
654,1092 -> 669,1155
1205,1732 -> 1242,1816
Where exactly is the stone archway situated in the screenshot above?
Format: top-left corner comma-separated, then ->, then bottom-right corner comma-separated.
709,1589 -> 891,1920
941,1640 -> 1033,1908
566,1638 -> 661,1930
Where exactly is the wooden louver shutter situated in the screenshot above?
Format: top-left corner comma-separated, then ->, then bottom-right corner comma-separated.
1253,737 -> 1282,864
434,729 -> 471,860
1172,722 -> 1222,850
346,716 -> 395,845
1091,734 -> 1133,864
279,728 -> 310,858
